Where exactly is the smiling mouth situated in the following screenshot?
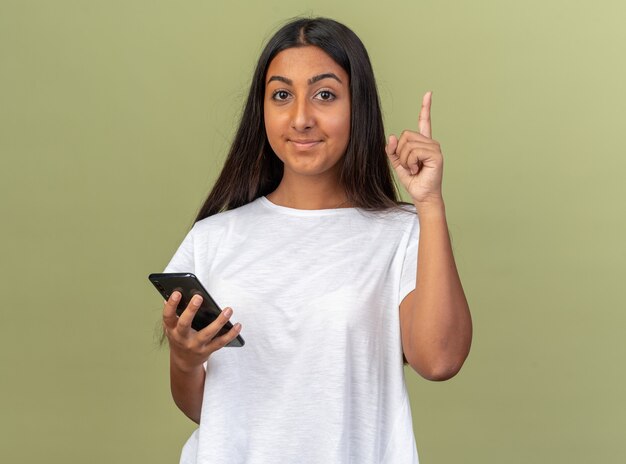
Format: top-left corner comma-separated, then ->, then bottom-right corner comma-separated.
289,140 -> 322,149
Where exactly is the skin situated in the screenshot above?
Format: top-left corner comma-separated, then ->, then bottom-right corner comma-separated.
387,92 -> 473,380
162,49 -> 472,424
163,292 -> 240,423
263,45 -> 353,209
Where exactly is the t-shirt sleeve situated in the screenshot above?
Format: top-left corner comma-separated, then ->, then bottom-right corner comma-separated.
163,225 -> 195,274
398,213 -> 420,304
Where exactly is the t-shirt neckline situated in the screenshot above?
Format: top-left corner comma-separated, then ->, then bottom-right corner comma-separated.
258,196 -> 360,217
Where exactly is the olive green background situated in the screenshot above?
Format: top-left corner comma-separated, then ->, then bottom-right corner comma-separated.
1,0 -> 625,462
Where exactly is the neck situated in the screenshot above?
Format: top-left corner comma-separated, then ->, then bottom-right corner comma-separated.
266,180 -> 351,210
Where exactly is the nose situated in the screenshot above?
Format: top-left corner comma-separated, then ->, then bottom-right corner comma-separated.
290,97 -> 315,131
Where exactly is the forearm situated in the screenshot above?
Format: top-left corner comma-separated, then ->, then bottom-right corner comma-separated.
170,352 -> 205,424
407,200 -> 473,379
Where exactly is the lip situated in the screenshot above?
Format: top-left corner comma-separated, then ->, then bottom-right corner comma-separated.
289,139 -> 322,149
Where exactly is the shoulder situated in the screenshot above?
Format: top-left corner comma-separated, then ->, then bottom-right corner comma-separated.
191,199 -> 262,237
359,202 -> 418,229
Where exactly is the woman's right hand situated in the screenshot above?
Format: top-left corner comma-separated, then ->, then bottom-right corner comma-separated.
162,291 -> 242,372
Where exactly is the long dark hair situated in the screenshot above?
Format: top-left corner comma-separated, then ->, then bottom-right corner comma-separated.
193,16 -> 413,222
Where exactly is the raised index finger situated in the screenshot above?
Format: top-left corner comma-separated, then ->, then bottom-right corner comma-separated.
418,91 -> 432,139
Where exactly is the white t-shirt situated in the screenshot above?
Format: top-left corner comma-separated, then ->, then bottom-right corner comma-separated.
163,195 -> 421,464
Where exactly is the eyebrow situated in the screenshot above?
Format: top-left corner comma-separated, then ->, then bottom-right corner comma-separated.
266,73 -> 343,86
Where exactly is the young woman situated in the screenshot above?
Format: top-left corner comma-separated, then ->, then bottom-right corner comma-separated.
160,16 -> 472,464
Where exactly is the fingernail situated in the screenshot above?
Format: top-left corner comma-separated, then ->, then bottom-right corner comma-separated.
223,308 -> 233,318
193,295 -> 203,306
171,292 -> 180,301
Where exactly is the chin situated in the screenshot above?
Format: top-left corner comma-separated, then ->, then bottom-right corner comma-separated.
285,159 -> 342,177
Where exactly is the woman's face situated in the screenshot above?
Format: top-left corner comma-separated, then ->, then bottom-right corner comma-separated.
263,46 -> 351,181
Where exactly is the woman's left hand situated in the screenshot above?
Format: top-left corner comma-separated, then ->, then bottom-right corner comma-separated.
385,91 -> 444,207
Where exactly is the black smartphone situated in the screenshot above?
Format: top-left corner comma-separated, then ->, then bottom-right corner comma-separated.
148,272 -> 244,347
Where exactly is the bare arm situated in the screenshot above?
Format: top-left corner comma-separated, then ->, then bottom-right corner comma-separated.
400,199 -> 473,380
170,354 -> 205,424
163,292 -> 242,424
385,91 -> 472,381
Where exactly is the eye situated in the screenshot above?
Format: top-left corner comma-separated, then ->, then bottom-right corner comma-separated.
315,90 -> 336,101
271,90 -> 290,101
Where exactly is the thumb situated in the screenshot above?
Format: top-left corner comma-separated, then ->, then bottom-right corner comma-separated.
385,134 -> 412,184
385,134 -> 398,158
